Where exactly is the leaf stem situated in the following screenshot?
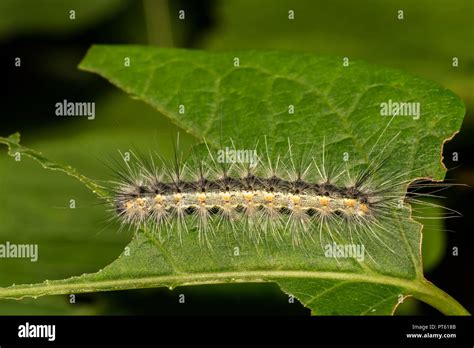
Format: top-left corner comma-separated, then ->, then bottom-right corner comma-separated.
411,278 -> 471,315
0,271 -> 469,315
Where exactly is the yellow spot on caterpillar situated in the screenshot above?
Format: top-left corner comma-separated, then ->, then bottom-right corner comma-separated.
264,193 -> 274,203
243,192 -> 253,202
125,201 -> 133,210
319,197 -> 330,207
136,197 -> 147,207
174,193 -> 183,203
197,193 -> 206,205
359,203 -> 369,214
124,198 -> 148,216
289,194 -> 301,205
154,195 -> 163,204
221,192 -> 231,203
344,198 -> 356,208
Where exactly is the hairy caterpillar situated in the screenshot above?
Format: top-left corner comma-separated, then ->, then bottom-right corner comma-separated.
104,130 -> 453,257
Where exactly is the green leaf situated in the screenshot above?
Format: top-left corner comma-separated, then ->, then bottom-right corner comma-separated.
0,133 -> 107,198
0,46 -> 468,315
79,45 -> 464,181
200,0 -> 474,108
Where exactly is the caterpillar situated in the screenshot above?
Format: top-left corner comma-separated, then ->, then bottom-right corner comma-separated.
103,131 -> 449,257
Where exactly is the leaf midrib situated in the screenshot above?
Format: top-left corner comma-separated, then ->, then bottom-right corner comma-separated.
2,270 -> 421,298
1,266 -> 470,315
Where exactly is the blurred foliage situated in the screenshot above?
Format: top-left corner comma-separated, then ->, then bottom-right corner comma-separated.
417,200 -> 447,272
0,0 -> 128,39
0,92 -> 193,314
